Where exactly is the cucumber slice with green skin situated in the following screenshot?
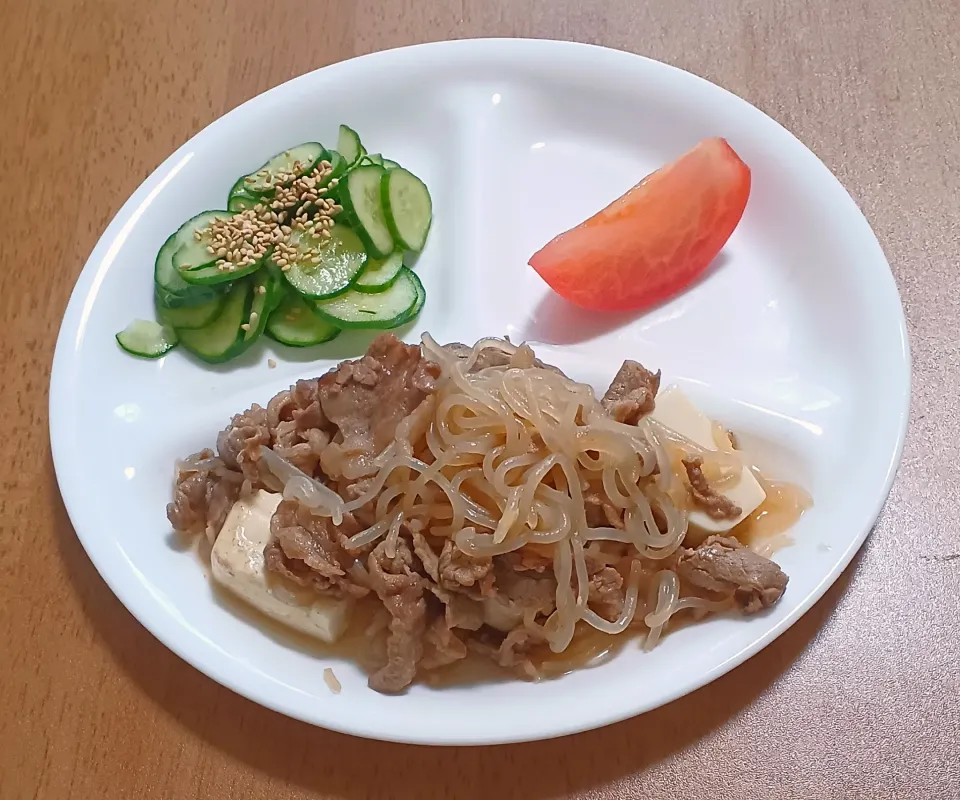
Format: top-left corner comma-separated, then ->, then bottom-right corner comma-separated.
311,267 -> 422,329
364,153 -> 384,167
178,255 -> 265,286
227,177 -> 260,212
337,125 -> 365,165
325,150 -> 347,182
395,267 -> 426,326
170,210 -> 235,272
382,158 -> 402,170
116,319 -> 179,358
153,232 -> 223,307
242,265 -> 284,344
155,291 -> 223,329
243,143 -> 326,195
381,168 -> 433,253
228,194 -> 259,212
266,290 -> 341,347
354,252 -> 404,293
228,190 -> 260,212
341,165 -> 394,258
177,279 -> 253,363
280,225 -> 367,299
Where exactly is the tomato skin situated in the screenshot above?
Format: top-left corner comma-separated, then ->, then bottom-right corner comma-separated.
528,138 -> 751,312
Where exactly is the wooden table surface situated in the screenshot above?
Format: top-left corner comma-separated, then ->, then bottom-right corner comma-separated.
3,0 -> 959,797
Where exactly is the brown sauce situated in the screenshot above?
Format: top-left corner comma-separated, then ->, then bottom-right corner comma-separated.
733,472 -> 812,554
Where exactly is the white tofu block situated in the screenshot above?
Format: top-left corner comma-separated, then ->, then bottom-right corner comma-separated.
649,387 -> 766,532
211,490 -> 353,643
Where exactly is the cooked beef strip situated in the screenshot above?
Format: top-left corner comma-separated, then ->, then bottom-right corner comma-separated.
438,539 -> 494,594
584,490 -> 625,529
411,532 -> 441,583
264,500 -> 370,600
367,537 -> 428,693
217,404 -> 271,482
412,533 -> 486,631
601,360 -> 661,424
682,456 -> 742,520
482,563 -> 557,631
584,548 -> 626,622
318,334 -> 440,467
166,449 -> 246,540
676,534 -> 788,613
420,617 -> 468,670
501,549 -> 553,573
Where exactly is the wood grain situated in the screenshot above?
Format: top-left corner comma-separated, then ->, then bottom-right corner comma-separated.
2,0 -> 959,797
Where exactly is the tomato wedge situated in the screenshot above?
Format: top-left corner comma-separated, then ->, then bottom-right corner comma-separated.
528,138 -> 751,312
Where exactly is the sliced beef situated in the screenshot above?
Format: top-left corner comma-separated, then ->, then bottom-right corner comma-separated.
584,491 -> 625,529
601,360 -> 661,424
367,537 -> 428,693
420,617 -> 468,670
438,539 -> 494,594
676,535 -> 788,613
436,590 -> 485,631
501,548 -> 553,573
412,533 -> 485,631
584,547 -> 626,622
411,532 -> 441,583
318,334 -> 440,469
166,450 -> 245,540
264,500 -> 370,599
682,457 -> 742,520
217,405 -> 271,482
483,564 -> 557,631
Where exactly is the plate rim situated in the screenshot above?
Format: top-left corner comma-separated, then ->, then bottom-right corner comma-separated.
49,37 -> 911,745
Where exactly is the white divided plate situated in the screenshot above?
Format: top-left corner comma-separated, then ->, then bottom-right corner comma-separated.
50,39 -> 909,745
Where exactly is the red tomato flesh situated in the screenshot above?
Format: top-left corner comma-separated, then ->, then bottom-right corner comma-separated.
528,137 -> 751,312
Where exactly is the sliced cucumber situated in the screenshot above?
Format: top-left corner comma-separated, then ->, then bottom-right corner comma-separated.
178,256 -> 265,286
170,210 -> 235,272
177,279 -> 253,363
396,266 -> 426,326
153,232 -> 223,307
266,290 -> 341,347
337,125 -> 365,165
325,150 -> 347,183
365,153 -> 384,167
341,165 -> 393,258
382,168 -> 432,253
227,177 -> 260,212
354,252 -> 403,293
280,224 -> 367,299
116,319 -> 178,358
382,158 -> 402,170
243,143 -> 326,195
155,291 -> 223,330
242,265 -> 284,344
312,267 -> 422,329
228,193 -> 259,212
